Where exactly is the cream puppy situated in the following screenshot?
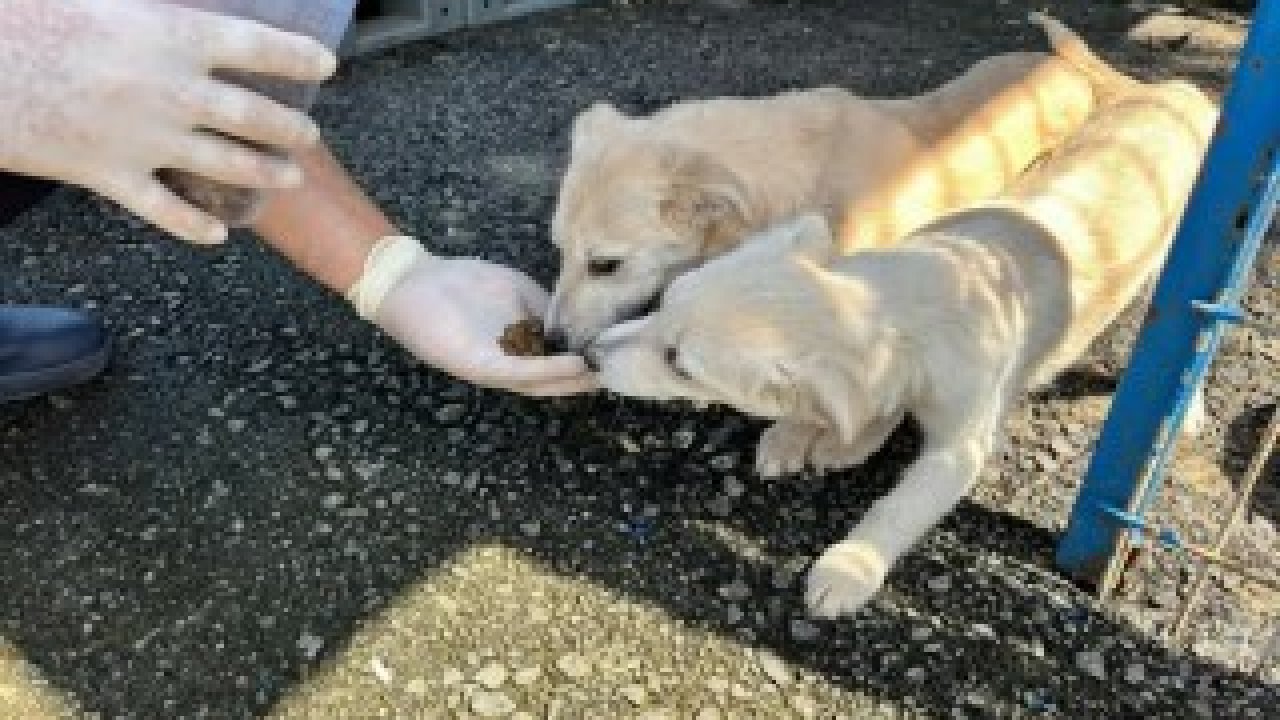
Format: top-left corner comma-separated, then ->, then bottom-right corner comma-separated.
546,14 -> 1133,351
590,80 -> 1217,618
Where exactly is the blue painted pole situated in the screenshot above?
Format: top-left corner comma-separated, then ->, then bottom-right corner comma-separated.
1055,0 -> 1280,587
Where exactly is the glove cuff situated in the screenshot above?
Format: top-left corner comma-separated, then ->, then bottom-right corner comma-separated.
345,235 -> 430,320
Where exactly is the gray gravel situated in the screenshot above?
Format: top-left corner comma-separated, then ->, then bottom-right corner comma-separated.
1,1 -> 1276,718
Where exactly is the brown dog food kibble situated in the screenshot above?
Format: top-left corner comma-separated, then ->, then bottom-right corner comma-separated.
499,318 -> 548,357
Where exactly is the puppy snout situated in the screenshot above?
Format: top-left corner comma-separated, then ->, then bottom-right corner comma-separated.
543,326 -> 571,355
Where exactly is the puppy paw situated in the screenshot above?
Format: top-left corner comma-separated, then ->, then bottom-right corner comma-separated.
804,541 -> 888,618
755,421 -> 821,477
809,430 -> 878,473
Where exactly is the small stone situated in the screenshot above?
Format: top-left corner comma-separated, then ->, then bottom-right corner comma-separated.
405,678 -> 429,695
278,396 -> 298,409
436,404 -> 465,423
520,521 -> 541,537
321,492 -> 345,509
789,694 -> 818,718
695,709 -> 721,720
910,626 -> 933,642
758,650 -> 792,687
556,653 -> 591,679
1124,663 -> 1145,684
971,623 -> 996,639
1023,689 -> 1051,712
790,619 -> 820,643
723,476 -> 746,498
296,632 -> 323,660
1076,650 -> 1107,680
718,580 -> 750,602
928,575 -> 952,592
726,604 -> 744,625
313,446 -> 334,461
513,667 -> 541,686
620,684 -> 649,706
476,662 -> 508,689
369,655 -> 393,685
707,495 -> 733,517
470,690 -> 516,717
619,435 -> 641,453
710,454 -> 736,471
1033,451 -> 1059,473
441,668 -> 464,687
771,568 -> 796,590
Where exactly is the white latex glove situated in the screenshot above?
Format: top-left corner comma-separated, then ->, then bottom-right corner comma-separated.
0,0 -> 337,244
346,237 -> 598,397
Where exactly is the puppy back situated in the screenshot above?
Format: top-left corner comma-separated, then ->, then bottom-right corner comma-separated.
1008,80 -> 1217,365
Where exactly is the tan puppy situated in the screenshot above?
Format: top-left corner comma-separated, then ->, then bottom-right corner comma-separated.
546,13 -> 1132,351
589,80 -> 1217,618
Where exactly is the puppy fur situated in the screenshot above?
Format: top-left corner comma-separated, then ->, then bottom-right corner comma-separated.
546,13 -> 1133,351
591,80 -> 1218,618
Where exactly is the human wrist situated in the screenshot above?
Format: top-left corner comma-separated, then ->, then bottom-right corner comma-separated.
343,235 -> 434,320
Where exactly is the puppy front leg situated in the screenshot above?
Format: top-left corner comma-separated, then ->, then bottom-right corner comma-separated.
804,432 -> 991,618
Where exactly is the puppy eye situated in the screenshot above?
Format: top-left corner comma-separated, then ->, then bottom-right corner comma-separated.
588,257 -> 622,277
665,347 -> 692,380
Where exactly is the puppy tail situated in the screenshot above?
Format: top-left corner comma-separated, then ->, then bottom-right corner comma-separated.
1030,12 -> 1140,100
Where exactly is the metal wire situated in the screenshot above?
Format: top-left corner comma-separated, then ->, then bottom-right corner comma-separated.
1167,403 -> 1280,641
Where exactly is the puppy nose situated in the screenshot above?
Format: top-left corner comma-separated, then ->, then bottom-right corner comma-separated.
543,326 -> 570,355
583,345 -> 601,373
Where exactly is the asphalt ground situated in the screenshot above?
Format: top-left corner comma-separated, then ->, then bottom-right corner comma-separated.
0,1 -> 1276,718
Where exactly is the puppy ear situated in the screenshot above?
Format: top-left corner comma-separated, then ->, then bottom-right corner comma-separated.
781,213 -> 837,263
571,102 -> 629,152
738,213 -> 837,264
659,150 -> 750,256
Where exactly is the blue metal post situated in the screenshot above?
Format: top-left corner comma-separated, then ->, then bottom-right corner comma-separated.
1056,0 -> 1280,587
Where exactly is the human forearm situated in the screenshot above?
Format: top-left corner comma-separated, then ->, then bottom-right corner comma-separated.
251,142 -> 395,294
252,140 -> 594,396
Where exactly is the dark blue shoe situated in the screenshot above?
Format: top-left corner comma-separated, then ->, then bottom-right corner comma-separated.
0,306 -> 110,404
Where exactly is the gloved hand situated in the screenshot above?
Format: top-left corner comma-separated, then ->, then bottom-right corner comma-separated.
347,236 -> 597,397
0,0 -> 337,244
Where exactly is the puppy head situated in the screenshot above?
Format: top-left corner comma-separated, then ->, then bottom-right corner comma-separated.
591,214 -> 908,442
545,102 -> 752,351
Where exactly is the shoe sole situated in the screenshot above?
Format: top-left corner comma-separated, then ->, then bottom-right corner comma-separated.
0,338 -> 111,405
